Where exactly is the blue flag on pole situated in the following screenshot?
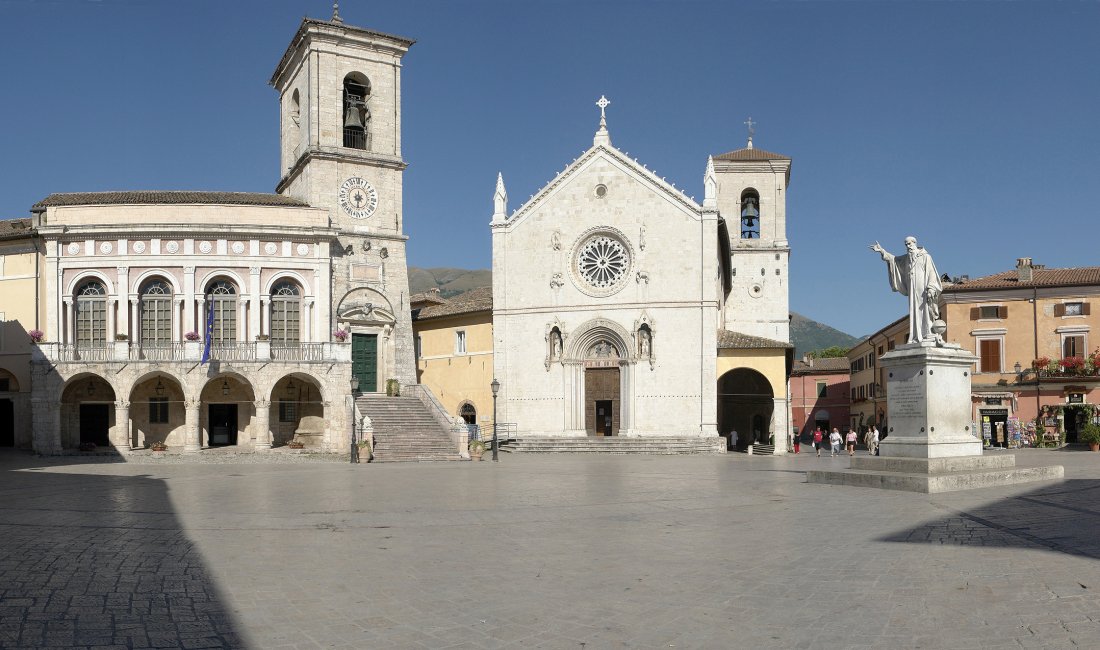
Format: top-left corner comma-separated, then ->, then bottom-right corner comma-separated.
200,300 -> 214,364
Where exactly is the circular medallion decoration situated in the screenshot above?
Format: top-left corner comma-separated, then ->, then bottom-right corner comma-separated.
198,241 -> 213,254
264,242 -> 278,255
749,283 -> 763,298
231,241 -> 245,255
165,241 -> 180,254
67,243 -> 80,256
571,228 -> 632,297
296,243 -> 310,256
338,177 -> 378,219
132,241 -> 146,253
99,241 -> 113,255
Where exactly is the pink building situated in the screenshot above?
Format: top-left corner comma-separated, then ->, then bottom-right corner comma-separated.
790,357 -> 851,439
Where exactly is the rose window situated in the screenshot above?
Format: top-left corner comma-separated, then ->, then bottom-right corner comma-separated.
577,235 -> 629,289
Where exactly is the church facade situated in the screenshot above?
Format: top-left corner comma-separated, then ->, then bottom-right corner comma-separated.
490,105 -> 794,450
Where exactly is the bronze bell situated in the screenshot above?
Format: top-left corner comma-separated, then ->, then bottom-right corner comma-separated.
741,199 -> 759,220
344,106 -> 364,129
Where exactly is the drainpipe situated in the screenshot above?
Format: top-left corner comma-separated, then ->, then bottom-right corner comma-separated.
32,231 -> 41,331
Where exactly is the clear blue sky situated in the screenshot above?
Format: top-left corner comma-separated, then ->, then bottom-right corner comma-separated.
2,1 -> 1097,338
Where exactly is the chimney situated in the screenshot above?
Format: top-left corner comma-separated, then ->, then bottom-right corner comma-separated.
1016,257 -> 1034,283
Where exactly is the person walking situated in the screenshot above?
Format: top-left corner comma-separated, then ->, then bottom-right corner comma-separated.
793,430 -> 801,454
813,427 -> 824,457
829,428 -> 842,457
846,428 -> 858,456
869,426 -> 880,456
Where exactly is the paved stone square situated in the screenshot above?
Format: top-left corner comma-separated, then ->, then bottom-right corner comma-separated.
1,448 -> 1099,649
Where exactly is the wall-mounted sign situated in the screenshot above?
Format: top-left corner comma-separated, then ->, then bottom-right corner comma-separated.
1068,393 -> 1084,404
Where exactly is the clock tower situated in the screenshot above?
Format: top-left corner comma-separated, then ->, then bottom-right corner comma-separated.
270,14 -> 417,389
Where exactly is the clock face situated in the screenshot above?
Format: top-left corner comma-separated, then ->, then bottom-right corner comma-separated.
338,177 -> 379,219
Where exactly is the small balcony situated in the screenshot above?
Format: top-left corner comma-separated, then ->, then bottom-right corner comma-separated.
38,341 -> 350,364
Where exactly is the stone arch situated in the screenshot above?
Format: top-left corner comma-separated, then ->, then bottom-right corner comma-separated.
268,372 -> 327,448
199,373 -> 256,447
197,269 -> 246,294
717,367 -> 775,449
264,271 -> 312,296
128,371 -> 186,449
131,269 -> 182,295
60,372 -> 118,450
0,367 -> 21,393
65,270 -> 115,296
563,318 -> 634,363
336,287 -> 394,324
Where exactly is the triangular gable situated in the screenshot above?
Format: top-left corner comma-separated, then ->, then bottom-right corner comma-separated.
499,144 -> 703,230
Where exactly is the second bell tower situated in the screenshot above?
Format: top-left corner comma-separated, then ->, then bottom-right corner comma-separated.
270,13 -> 417,388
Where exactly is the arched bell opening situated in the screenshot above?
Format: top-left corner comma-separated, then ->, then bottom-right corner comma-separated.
270,374 -> 326,448
342,72 -> 372,150
718,368 -> 774,450
200,375 -> 255,447
60,374 -> 117,450
129,373 -> 185,449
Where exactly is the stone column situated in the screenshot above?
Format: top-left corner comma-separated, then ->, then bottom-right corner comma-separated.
175,297 -> 185,341
305,298 -> 315,342
254,399 -> 271,449
62,298 -> 74,344
112,400 -> 131,451
184,398 -> 202,452
250,266 -> 262,339
116,266 -> 130,337
107,296 -> 117,341
184,267 -> 196,333
32,398 -> 61,454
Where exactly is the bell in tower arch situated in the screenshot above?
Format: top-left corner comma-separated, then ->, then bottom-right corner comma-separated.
344,105 -> 364,129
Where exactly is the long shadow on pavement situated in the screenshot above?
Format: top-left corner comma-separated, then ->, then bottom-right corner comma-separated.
0,451 -> 242,648
879,479 -> 1100,561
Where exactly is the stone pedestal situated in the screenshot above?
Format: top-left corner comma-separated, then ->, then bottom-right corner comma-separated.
807,342 -> 1063,493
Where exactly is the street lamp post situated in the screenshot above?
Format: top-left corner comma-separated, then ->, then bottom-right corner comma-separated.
350,376 -> 360,464
491,378 -> 500,462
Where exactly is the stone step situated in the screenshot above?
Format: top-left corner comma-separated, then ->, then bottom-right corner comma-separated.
356,394 -> 463,463
506,437 -> 725,455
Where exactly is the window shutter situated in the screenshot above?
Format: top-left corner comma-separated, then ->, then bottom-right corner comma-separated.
970,307 -> 980,320
998,306 -> 1008,319
1083,303 -> 1091,315
1054,304 -> 1065,317
980,339 -> 1001,373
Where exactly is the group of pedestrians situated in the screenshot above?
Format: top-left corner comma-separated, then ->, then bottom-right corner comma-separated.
792,425 -> 879,456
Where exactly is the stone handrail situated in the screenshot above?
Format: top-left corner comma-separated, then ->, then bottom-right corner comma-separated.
403,383 -> 469,459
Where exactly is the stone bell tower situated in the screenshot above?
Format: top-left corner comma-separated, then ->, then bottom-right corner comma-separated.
714,120 -> 792,344
270,9 -> 417,389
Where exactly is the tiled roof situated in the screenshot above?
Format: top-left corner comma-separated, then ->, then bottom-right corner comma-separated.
944,266 -> 1100,291
32,191 -> 310,210
413,286 -> 493,320
717,329 -> 793,350
0,218 -> 35,241
792,358 -> 850,374
299,18 -> 415,47
713,147 -> 790,161
409,291 -> 446,307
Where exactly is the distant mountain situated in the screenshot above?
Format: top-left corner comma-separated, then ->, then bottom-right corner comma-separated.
409,267 -> 857,357
790,312 -> 859,359
409,267 -> 492,298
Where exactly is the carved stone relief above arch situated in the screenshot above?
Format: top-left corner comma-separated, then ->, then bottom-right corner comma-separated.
336,287 -> 395,324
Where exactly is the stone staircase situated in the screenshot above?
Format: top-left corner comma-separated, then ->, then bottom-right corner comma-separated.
747,443 -> 775,455
504,437 -> 726,455
355,395 -> 464,462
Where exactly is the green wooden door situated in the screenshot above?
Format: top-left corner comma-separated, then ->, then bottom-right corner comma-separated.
352,334 -> 378,392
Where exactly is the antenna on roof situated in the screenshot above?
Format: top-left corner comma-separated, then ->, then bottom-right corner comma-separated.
332,1 -> 343,24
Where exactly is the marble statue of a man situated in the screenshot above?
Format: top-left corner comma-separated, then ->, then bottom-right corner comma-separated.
870,236 -> 943,344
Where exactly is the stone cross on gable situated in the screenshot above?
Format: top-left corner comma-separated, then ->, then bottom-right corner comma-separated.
597,95 -> 610,120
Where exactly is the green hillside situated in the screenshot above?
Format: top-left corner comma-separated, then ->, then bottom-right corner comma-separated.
790,312 -> 859,358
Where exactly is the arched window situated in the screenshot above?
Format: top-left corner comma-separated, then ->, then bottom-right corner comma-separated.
290,89 -> 301,127
342,73 -> 371,150
140,279 -> 173,346
460,403 -> 477,425
206,280 -> 237,344
75,280 -> 107,347
740,189 -> 760,239
270,281 -> 301,345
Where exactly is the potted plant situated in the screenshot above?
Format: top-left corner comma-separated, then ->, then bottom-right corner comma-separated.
469,439 -> 486,461
184,331 -> 201,341
150,441 -> 168,453
28,329 -> 44,343
287,439 -> 305,449
386,379 -> 401,397
255,334 -> 270,341
1080,422 -> 1100,452
114,333 -> 129,341
333,329 -> 349,342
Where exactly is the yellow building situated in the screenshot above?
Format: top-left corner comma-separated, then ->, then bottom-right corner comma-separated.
716,331 -> 793,449
412,287 -> 495,435
0,219 -> 45,448
940,258 -> 1100,443
846,315 -> 906,433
